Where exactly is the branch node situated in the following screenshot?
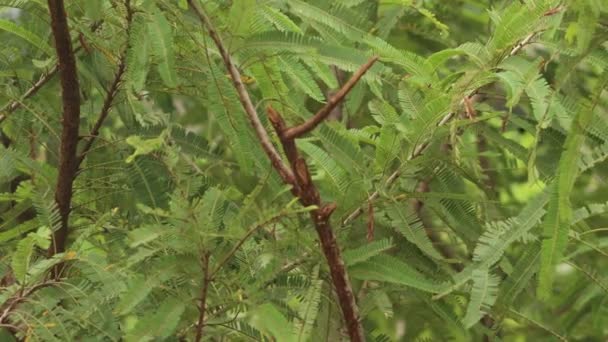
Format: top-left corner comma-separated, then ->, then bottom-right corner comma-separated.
320,202 -> 337,218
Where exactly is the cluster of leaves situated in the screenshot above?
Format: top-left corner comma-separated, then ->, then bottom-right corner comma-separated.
1,0 -> 607,340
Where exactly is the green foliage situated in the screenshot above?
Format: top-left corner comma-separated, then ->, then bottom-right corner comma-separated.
1,0 -> 608,341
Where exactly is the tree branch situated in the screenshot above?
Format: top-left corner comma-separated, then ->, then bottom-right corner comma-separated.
267,107 -> 364,342
188,2 -> 366,339
187,0 -> 295,185
47,0 -> 81,271
283,56 -> 379,139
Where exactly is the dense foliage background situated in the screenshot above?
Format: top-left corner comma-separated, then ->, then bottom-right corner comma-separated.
1,0 -> 607,341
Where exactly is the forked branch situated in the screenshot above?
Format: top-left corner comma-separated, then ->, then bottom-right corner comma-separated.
188,1 -> 366,340
187,0 -> 295,185
267,106 -> 363,341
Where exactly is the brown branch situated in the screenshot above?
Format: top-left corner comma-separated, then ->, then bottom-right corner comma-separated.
267,107 -> 364,342
188,3 -> 370,339
283,56 -> 379,140
194,252 -> 211,342
187,0 -> 295,185
47,0 -> 82,272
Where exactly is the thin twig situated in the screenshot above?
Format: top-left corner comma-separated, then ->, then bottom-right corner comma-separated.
510,33 -> 536,56
283,56 -> 379,139
0,281 -> 56,324
187,0 -> 295,185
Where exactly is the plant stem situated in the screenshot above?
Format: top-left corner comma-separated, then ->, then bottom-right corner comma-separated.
188,2 -> 367,339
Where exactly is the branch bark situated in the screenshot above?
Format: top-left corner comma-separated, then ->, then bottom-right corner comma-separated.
47,0 -> 81,270
267,107 -> 364,341
188,2 -> 366,339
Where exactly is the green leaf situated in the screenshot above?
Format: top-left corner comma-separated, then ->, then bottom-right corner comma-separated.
125,13 -> 150,92
260,5 -> 303,34
538,72 -> 608,299
125,135 -> 165,163
11,227 -> 50,283
343,238 -> 394,266
462,269 -> 499,328
298,140 -> 350,193
148,10 -> 177,88
126,296 -> 185,341
0,19 -> 53,55
385,202 -> 444,260
249,303 -> 296,342
350,254 -> 445,292
295,266 -> 322,341
115,276 -> 154,315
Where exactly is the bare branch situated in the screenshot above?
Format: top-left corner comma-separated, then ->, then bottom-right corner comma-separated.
187,0 -> 295,185
284,56 -> 379,139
